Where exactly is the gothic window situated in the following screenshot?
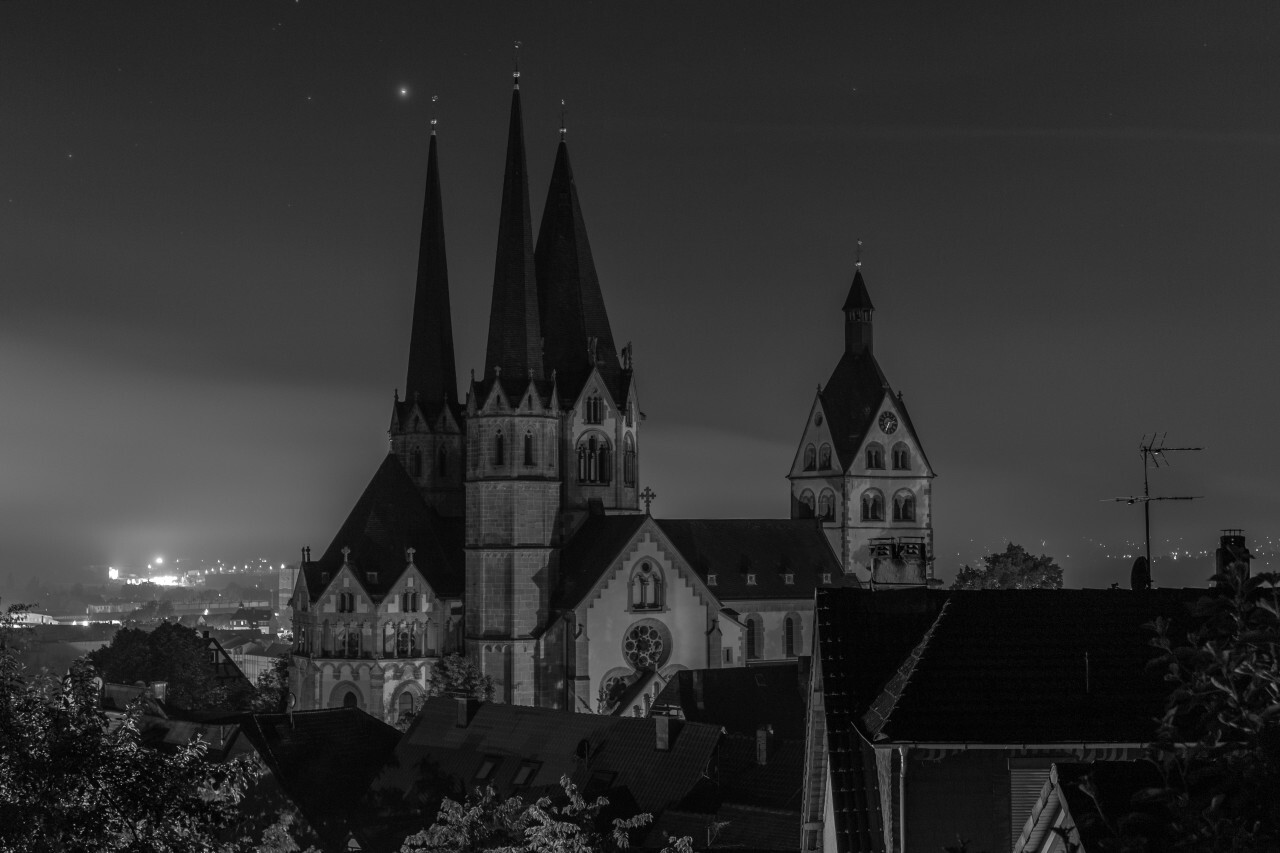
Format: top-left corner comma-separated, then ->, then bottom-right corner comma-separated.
745,615 -> 762,660
297,630 -> 308,655
345,628 -> 360,657
630,562 -> 663,611
576,434 -> 612,484
892,443 -> 910,470
523,431 -> 535,466
818,489 -> 836,521
437,446 -> 447,477
402,592 -> 419,613
803,444 -> 816,471
785,614 -> 800,657
865,443 -> 885,470
584,395 -> 604,424
494,430 -> 505,466
893,491 -> 916,522
411,449 -> 422,477
818,444 -> 832,469
861,489 -> 885,522
798,489 -> 816,519
623,434 -> 636,486
337,592 -> 355,613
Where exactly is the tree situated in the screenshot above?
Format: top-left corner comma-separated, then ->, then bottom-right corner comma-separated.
400,775 -> 692,853
88,621 -> 254,712
426,653 -> 496,703
253,653 -> 292,713
950,542 -> 1063,590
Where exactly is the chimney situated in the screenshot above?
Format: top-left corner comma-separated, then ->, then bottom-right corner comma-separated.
756,724 -> 773,765
456,696 -> 478,728
1216,529 -> 1253,579
655,714 -> 670,751
693,670 -> 705,711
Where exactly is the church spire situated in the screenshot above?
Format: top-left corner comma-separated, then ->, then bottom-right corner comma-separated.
404,126 -> 458,409
842,264 -> 875,357
484,69 -> 543,381
535,135 -> 622,402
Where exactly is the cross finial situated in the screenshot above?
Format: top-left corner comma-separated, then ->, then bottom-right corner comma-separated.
405,546 -> 416,565
340,546 -> 351,564
513,40 -> 522,86
855,239 -> 863,268
430,94 -> 439,134
559,98 -> 567,138
640,486 -> 657,515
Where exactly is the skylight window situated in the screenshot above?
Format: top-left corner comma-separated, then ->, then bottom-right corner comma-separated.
512,760 -> 541,787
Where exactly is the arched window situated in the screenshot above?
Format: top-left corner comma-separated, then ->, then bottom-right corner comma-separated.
798,489 -> 816,519
523,431 -> 535,466
436,446 -> 447,477
402,592 -> 419,613
746,615 -> 762,660
576,434 -> 612,484
623,434 -> 636,486
818,489 -> 836,521
861,489 -> 885,522
803,444 -> 816,471
584,395 -> 604,424
494,430 -> 505,466
337,592 -> 354,613
865,443 -> 885,470
818,444 -> 832,469
411,449 -> 422,477
396,626 -> 410,658
345,627 -> 360,658
892,443 -> 910,470
785,614 -> 801,657
630,562 -> 663,611
893,491 -> 916,522
342,691 -> 358,709
399,691 -> 415,718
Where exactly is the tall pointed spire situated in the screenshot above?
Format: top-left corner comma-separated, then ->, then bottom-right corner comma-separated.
484,58 -> 543,381
404,121 -> 459,409
842,264 -> 875,357
535,136 -> 622,402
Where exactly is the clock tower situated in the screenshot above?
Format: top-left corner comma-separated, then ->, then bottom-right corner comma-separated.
787,264 -> 935,586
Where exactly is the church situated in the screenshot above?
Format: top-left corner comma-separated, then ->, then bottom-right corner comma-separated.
287,71 -> 935,720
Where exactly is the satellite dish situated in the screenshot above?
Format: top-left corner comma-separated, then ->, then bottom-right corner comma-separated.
286,691 -> 297,710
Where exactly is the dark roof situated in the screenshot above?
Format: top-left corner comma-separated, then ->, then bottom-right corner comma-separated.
238,708 -> 401,847
301,454 -> 464,601
654,663 -> 810,740
841,268 -> 874,313
469,374 -> 558,410
652,802 -> 802,852
365,698 -> 721,846
555,514 -> 648,607
535,139 -> 627,405
404,131 -> 458,410
654,519 -> 847,601
819,349 -> 890,470
484,84 -> 543,381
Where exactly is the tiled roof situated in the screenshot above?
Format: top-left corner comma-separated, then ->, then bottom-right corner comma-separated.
367,698 -> 721,835
301,454 -> 464,601
238,707 -> 401,846
404,131 -> 459,410
819,349 -> 890,470
652,803 -> 802,851
484,84 -> 543,381
535,139 -> 627,405
654,663 -> 810,739
654,519 -> 849,601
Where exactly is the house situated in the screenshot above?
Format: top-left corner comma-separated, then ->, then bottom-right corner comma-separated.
803,587 -> 1202,853
1014,761 -> 1166,853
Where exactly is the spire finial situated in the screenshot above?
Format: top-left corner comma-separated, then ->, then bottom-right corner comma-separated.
430,94 -> 439,134
559,99 -> 567,138
513,40 -> 522,88
855,239 -> 863,268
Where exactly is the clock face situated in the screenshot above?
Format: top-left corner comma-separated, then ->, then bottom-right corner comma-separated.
879,411 -> 899,434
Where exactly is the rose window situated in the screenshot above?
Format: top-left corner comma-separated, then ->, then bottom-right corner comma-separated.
622,619 -> 671,671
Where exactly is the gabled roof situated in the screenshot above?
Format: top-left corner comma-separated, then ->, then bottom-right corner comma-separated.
654,519 -> 848,601
819,349 -> 891,470
554,514 -> 649,608
484,84 -> 543,381
364,698 -> 721,845
535,139 -> 627,405
404,131 -> 458,410
841,268 -> 874,313
301,454 -> 464,601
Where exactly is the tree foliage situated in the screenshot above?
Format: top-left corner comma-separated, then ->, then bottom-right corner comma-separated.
950,543 -> 1063,590
426,653 -> 496,703
87,622 -> 253,712
252,653 -> 292,713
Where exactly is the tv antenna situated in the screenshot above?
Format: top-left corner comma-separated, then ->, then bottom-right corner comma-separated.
1103,433 -> 1202,587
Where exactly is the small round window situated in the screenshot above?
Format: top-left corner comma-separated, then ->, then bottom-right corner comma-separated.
622,619 -> 672,672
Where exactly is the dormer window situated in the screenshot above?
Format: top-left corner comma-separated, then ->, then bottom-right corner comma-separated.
822,573 -> 832,585
367,573 -> 379,585
707,573 -> 717,586
784,573 -> 795,585
746,573 -> 757,586
320,572 -> 329,584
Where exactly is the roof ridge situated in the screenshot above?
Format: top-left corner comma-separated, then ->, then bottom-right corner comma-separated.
862,598 -> 950,739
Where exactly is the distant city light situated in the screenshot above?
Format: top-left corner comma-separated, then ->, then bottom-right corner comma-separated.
108,567 -> 119,580
153,556 -> 164,565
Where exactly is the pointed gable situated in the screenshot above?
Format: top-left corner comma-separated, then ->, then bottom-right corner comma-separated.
301,454 -> 463,601
484,83 -> 543,382
535,138 -> 625,404
404,132 -> 459,412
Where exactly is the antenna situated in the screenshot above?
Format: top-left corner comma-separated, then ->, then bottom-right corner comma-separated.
1103,433 -> 1203,587
559,98 -> 567,138
855,238 -> 863,268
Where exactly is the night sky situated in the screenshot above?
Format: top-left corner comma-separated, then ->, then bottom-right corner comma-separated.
3,2 -> 1278,590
